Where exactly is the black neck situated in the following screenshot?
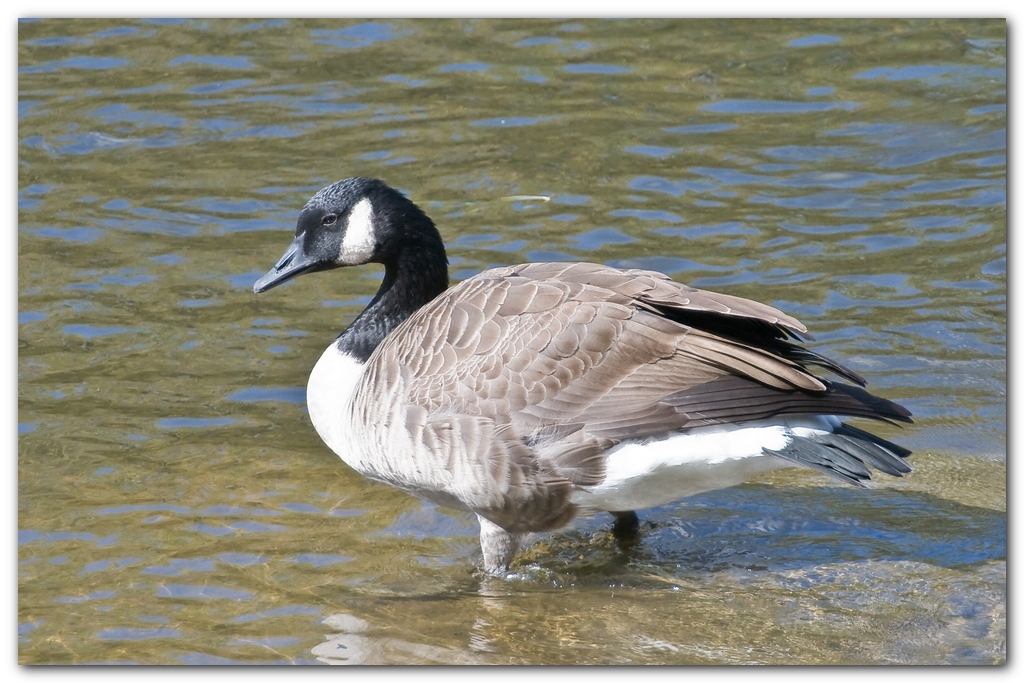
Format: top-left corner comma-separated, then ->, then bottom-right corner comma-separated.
335,228 -> 449,363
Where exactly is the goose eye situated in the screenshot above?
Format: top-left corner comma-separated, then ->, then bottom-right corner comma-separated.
321,213 -> 338,226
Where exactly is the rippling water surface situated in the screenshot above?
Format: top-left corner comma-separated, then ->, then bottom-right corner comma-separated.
18,18 -> 1005,665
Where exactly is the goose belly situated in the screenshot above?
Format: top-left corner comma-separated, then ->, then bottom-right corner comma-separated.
573,417 -> 839,513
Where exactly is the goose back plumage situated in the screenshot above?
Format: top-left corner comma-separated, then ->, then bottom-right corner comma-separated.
331,261 -> 910,535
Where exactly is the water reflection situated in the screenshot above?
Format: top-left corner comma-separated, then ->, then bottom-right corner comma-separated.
316,613 -> 480,664
18,17 -> 1004,665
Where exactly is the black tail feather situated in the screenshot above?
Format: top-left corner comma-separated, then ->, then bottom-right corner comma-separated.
766,424 -> 913,486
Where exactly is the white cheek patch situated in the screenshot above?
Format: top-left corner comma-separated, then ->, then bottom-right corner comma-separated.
338,197 -> 376,265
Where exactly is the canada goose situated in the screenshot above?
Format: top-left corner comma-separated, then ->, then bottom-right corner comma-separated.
253,177 -> 913,573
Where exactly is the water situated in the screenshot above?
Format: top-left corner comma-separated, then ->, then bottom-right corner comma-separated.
17,18 -> 1005,665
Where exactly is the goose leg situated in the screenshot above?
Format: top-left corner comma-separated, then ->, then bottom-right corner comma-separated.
477,515 -> 524,574
610,510 -> 640,540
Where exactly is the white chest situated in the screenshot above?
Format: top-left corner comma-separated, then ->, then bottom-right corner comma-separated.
305,344 -> 371,471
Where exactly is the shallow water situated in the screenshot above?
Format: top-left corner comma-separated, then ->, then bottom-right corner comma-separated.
18,18 -> 1005,665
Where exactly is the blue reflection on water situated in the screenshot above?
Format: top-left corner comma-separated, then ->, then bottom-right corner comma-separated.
30,226 -> 104,243
664,123 -> 736,134
825,122 -> 1005,168
168,55 -> 255,69
438,62 -> 490,73
789,34 -> 843,47
225,387 -> 305,404
612,208 -> 685,224
97,627 -> 182,641
854,64 -> 1004,84
18,312 -> 46,324
20,530 -> 97,545
516,37 -> 561,47
92,25 -> 141,38
288,553 -> 351,567
20,56 -> 129,73
157,584 -> 253,600
564,63 -> 632,74
312,22 -> 407,49
64,324 -> 140,337
572,228 -> 636,250
90,103 -> 186,128
186,79 -> 256,95
702,99 -> 859,114
470,116 -> 557,127
626,145 -> 676,158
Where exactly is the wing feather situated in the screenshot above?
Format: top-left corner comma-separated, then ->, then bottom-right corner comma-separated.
368,262 -> 911,527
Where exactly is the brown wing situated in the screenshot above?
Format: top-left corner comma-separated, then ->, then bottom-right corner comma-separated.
368,262 -> 910,530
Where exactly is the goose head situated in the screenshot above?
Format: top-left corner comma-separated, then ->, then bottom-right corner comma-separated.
253,177 -> 442,293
